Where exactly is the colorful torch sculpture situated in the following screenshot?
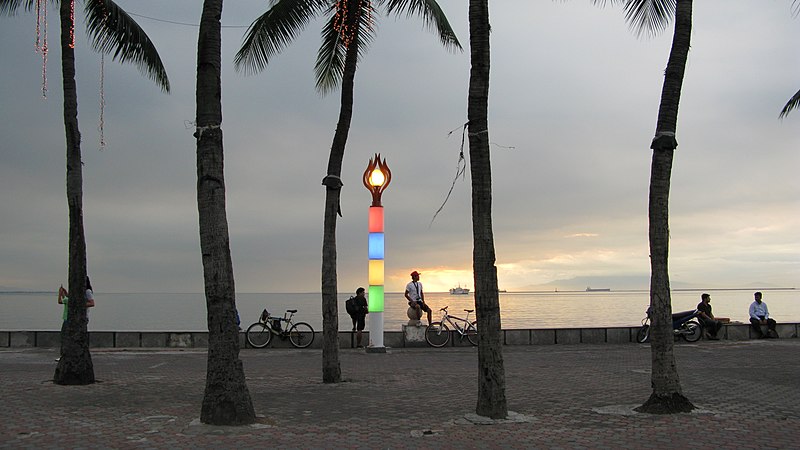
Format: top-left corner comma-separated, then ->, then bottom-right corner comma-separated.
363,154 -> 391,350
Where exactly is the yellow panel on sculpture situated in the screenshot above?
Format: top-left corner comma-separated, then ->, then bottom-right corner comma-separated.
368,260 -> 384,285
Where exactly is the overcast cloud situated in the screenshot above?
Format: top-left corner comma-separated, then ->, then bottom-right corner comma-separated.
1,0 -> 798,293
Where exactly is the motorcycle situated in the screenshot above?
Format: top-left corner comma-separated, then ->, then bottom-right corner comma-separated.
636,307 -> 702,343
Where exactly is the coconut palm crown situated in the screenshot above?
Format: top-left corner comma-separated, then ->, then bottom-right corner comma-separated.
1,0 -> 170,92
234,0 -> 461,93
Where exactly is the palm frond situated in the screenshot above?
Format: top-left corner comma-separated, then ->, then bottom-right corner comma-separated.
779,89 -> 800,119
315,11 -> 347,95
383,0 -> 462,51
84,0 -> 170,92
622,0 -> 676,38
588,0 -> 624,6
0,0 -> 38,15
235,0 -> 330,75
784,1 -> 800,118
355,0 -> 378,60
314,1 -> 377,95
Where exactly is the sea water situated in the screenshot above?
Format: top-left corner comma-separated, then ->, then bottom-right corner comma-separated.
0,289 -> 796,332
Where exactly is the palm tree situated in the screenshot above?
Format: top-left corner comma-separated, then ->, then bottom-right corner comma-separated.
1,0 -> 169,385
234,0 -> 461,383
607,0 -> 695,413
195,0 -> 257,425
466,0 -> 507,420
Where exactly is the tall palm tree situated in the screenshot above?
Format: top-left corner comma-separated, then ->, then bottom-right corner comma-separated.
467,0 -> 507,420
195,0 -> 256,425
1,0 -> 169,385
607,0 -> 695,413
234,0 -> 461,383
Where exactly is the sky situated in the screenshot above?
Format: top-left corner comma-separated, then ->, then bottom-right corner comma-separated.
1,1 -> 798,294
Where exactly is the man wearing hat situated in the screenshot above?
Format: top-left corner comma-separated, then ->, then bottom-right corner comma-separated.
405,271 -> 432,326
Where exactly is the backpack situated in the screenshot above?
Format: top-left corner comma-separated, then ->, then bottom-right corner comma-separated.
345,296 -> 359,317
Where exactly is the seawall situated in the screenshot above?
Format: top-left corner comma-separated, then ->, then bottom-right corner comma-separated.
3,322 -> 797,349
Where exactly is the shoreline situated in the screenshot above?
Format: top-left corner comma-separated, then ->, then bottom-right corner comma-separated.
1,286 -> 796,295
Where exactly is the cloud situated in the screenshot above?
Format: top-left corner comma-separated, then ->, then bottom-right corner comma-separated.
0,0 -> 797,293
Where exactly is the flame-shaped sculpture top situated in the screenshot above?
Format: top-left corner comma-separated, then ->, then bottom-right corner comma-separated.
362,153 -> 392,207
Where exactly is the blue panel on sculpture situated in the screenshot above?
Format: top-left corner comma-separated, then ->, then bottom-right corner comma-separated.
368,233 -> 384,259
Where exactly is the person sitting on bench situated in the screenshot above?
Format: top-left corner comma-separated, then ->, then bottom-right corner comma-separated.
749,292 -> 778,339
697,293 -> 722,340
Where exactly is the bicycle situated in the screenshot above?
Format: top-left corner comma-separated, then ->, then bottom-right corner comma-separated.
425,306 -> 478,347
246,309 -> 315,349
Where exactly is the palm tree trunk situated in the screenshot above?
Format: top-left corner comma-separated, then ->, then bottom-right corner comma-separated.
636,0 -> 694,414
321,27 -> 360,384
467,0 -> 507,420
196,0 -> 256,425
54,0 -> 94,386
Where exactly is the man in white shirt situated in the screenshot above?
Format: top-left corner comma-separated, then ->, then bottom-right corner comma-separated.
749,292 -> 778,339
405,271 -> 432,326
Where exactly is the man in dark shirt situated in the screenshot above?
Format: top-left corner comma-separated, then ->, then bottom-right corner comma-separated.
350,287 -> 369,348
697,293 -> 722,340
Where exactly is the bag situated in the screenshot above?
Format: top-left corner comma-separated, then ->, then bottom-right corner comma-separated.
345,297 -> 359,317
767,329 -> 779,339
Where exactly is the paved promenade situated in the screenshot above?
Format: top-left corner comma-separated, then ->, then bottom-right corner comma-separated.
1,340 -> 798,449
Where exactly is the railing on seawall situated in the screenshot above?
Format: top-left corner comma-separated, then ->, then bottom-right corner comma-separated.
1,322 -> 797,349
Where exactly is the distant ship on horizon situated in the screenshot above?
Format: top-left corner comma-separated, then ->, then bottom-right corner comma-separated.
450,284 -> 470,295
586,287 -> 611,292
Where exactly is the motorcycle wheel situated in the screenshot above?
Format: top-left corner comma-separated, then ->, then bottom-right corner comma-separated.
636,325 -> 650,343
683,320 -> 703,342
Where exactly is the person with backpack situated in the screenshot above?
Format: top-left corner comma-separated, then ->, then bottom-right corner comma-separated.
346,287 -> 369,348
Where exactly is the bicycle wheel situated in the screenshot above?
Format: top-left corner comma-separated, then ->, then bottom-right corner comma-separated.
465,321 -> 478,346
636,325 -> 650,343
425,322 -> 450,348
288,322 -> 315,348
246,322 -> 272,348
683,321 -> 702,343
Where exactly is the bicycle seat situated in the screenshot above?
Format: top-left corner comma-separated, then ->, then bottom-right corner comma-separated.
287,309 -> 298,314
464,309 -> 474,313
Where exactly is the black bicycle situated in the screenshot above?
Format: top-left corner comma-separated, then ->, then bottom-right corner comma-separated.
246,309 -> 315,349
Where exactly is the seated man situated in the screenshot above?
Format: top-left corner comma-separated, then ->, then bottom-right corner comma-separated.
697,293 -> 722,340
405,271 -> 432,326
749,291 -> 778,339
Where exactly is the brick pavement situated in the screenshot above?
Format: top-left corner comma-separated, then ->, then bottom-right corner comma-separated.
1,340 -> 798,449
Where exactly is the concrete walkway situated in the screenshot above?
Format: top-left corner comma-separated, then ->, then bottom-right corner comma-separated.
1,340 -> 798,449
